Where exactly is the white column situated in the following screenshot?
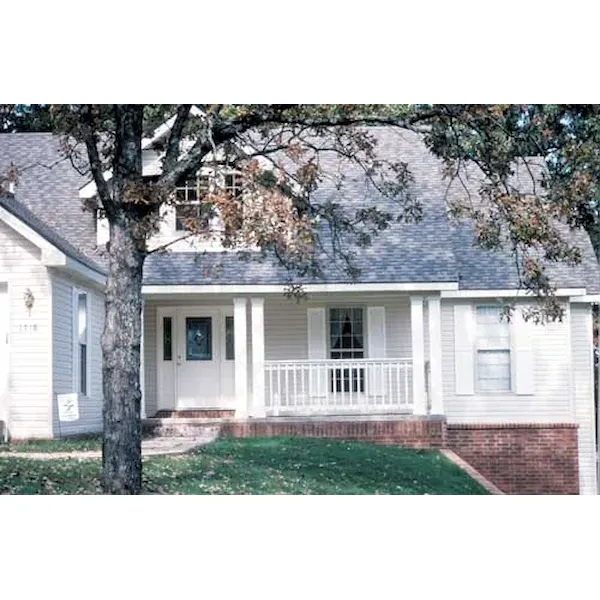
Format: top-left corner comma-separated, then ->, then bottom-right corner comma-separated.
251,297 -> 265,417
427,295 -> 444,415
411,295 -> 426,415
233,298 -> 248,417
140,302 -> 146,419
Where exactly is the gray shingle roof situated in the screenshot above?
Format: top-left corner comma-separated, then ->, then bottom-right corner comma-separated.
2,129 -> 599,293
0,193 -> 106,275
144,129 -> 600,293
0,133 -> 105,266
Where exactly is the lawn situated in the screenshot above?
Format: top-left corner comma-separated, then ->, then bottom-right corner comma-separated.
0,437 -> 489,495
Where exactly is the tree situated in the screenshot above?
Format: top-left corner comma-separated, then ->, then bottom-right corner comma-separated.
50,104 -> 436,494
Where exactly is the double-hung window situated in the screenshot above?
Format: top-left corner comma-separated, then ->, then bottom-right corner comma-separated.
75,291 -> 90,395
329,307 -> 365,393
174,172 -> 243,234
175,174 -> 210,232
475,306 -> 511,393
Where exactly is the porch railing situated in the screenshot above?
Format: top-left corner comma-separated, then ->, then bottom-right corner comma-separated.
264,358 -> 413,416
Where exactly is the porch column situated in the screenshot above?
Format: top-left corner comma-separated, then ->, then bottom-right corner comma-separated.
427,295 -> 444,415
233,298 -> 248,417
140,302 -> 146,419
251,297 -> 266,417
410,295 -> 426,415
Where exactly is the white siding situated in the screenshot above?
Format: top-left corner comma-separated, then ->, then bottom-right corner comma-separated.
50,274 -> 104,437
570,304 -> 597,495
443,299 -> 574,423
0,221 -> 52,438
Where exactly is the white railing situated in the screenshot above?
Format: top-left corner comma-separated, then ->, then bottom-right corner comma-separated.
264,359 -> 413,416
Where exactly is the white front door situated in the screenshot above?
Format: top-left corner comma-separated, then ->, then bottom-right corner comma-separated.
174,307 -> 235,409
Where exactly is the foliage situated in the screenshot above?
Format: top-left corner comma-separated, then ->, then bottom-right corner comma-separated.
419,104 -> 600,321
0,437 -> 488,495
0,104 -> 55,132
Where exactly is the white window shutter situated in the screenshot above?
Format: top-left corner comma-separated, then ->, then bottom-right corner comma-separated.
511,308 -> 535,395
307,308 -> 327,397
367,307 -> 386,396
454,304 -> 475,395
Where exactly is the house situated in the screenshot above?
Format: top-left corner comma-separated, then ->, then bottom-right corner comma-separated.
0,127 -> 598,495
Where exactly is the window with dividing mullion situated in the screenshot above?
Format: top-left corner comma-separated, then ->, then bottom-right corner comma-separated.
328,307 -> 365,393
175,175 -> 210,231
475,306 -> 511,393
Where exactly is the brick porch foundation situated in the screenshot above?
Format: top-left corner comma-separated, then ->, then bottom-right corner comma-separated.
445,423 -> 579,495
219,417 -> 446,448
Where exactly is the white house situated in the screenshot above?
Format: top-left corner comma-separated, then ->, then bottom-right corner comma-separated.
0,127 -> 598,495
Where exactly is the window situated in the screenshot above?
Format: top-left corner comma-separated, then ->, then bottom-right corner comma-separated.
186,317 -> 212,361
174,172 -> 244,233
175,175 -> 210,231
225,316 -> 234,360
163,316 -> 172,361
329,307 -> 365,393
75,291 -> 89,395
224,173 -> 243,199
475,306 -> 511,393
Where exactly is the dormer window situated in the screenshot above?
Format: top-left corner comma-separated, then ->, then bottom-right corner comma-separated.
174,171 -> 243,233
224,173 -> 243,199
174,175 -> 210,231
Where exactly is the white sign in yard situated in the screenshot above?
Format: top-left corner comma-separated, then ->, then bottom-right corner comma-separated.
57,393 -> 80,422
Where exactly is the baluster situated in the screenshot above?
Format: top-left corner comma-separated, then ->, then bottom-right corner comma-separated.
292,363 -> 297,409
387,362 -> 392,408
392,363 -> 402,404
404,363 -> 409,408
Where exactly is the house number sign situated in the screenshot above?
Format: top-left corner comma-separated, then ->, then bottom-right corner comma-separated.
17,323 -> 38,333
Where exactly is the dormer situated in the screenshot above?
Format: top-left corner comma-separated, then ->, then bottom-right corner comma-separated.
150,168 -> 244,252
93,167 -> 245,252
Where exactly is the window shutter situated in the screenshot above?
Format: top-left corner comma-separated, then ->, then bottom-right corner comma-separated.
307,308 -> 327,397
511,308 -> 535,395
367,307 -> 386,396
454,304 -> 475,395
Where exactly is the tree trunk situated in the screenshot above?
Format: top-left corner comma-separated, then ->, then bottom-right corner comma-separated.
101,215 -> 145,494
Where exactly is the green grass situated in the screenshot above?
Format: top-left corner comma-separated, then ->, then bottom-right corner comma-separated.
0,434 -> 103,453
0,437 -> 489,495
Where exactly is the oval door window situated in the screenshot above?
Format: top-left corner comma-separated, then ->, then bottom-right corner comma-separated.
186,317 -> 212,360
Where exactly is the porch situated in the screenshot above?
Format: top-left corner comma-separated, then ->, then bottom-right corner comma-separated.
140,289 -> 444,419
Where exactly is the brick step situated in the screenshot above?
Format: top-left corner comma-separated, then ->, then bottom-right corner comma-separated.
153,409 -> 236,419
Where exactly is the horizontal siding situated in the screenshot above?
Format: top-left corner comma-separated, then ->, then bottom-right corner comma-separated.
143,292 -> 415,412
443,299 -> 574,423
0,221 -> 51,438
51,274 -> 104,437
570,304 -> 597,495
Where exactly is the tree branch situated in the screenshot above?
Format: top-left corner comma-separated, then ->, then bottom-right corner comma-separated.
78,105 -> 114,211
163,105 -> 192,174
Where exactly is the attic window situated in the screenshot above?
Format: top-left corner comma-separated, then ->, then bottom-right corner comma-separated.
175,174 -> 210,231
224,173 -> 243,199
174,172 -> 243,233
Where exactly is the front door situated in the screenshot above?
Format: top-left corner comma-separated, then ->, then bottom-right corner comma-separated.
176,309 -> 221,408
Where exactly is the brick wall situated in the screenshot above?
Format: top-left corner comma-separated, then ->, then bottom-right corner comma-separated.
446,423 -> 579,495
220,418 -> 446,448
